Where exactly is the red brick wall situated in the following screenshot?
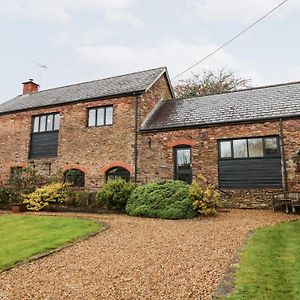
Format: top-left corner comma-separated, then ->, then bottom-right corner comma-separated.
0,73 -> 172,189
0,96 -> 136,188
139,119 -> 300,208
138,73 -> 173,126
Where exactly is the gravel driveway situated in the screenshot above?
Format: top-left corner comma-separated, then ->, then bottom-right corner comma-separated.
0,210 -> 297,300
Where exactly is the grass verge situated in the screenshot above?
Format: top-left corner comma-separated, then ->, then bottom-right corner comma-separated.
0,214 -> 101,271
228,220 -> 300,300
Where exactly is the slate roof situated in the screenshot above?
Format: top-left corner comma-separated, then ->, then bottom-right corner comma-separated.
142,81 -> 300,131
0,67 -> 168,114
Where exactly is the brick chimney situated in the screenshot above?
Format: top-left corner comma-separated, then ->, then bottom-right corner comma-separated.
22,79 -> 39,95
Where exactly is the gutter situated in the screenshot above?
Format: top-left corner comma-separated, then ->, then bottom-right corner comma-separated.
133,92 -> 143,183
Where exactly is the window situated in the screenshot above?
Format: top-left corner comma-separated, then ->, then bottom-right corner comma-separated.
248,138 -> 263,157
218,136 -> 282,189
106,167 -> 130,182
88,106 -> 113,127
233,139 -> 247,158
64,169 -> 85,187
30,113 -> 60,159
264,137 -> 279,155
32,113 -> 60,133
174,146 -> 192,184
219,136 -> 280,159
220,141 -> 232,158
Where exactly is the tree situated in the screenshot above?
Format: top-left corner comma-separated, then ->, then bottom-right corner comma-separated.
174,68 -> 251,99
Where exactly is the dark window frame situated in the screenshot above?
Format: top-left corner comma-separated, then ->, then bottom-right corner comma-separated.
87,105 -> 113,128
64,169 -> 85,187
106,167 -> 130,182
32,112 -> 60,133
173,145 -> 192,184
30,112 -> 60,159
218,135 -> 280,160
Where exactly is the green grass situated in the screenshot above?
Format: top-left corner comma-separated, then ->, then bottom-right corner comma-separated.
228,220 -> 300,300
0,215 -> 101,270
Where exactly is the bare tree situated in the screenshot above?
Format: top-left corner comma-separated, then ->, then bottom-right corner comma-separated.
174,68 -> 251,98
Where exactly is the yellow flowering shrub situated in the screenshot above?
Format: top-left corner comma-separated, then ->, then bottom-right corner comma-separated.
189,174 -> 221,216
23,183 -> 67,211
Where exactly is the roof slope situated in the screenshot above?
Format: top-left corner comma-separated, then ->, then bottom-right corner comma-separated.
0,67 -> 167,114
142,81 -> 300,131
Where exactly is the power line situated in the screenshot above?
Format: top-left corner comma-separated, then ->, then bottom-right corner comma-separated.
171,0 -> 288,80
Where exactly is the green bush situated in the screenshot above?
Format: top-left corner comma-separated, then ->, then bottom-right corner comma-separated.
23,183 -> 68,211
65,190 -> 97,208
96,179 -> 135,211
189,175 -> 221,216
0,187 -> 13,209
126,180 -> 197,219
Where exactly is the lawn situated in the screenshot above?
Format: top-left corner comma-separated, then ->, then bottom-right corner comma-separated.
228,220 -> 300,300
0,215 -> 101,270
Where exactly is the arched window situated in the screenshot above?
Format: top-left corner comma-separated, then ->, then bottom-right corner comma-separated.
64,169 -> 85,187
106,167 -> 130,182
174,145 -> 192,184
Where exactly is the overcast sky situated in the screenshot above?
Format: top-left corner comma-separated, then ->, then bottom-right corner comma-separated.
0,0 -> 299,103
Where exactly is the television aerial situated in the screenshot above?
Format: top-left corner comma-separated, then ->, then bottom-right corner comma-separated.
32,60 -> 48,86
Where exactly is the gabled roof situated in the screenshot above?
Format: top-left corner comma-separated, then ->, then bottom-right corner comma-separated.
141,81 -> 300,131
0,67 -> 171,114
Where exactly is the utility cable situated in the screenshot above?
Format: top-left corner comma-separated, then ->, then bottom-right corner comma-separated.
171,0 -> 288,80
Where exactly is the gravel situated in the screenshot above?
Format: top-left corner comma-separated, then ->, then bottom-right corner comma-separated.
0,210 -> 298,300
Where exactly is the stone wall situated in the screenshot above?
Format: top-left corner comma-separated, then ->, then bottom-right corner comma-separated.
0,73 -> 172,189
139,119 -> 300,208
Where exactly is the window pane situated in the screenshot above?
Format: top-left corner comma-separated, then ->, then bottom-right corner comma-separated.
265,137 -> 278,155
97,108 -> 104,126
39,116 -> 46,132
220,141 -> 232,158
88,109 -> 96,127
46,114 -> 53,131
248,138 -> 263,157
54,113 -> 60,130
105,106 -> 113,125
233,139 -> 247,158
176,148 -> 191,167
33,117 -> 39,133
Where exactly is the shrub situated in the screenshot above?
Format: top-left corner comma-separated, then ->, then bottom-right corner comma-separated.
189,175 -> 221,216
23,183 -> 68,211
0,187 -> 14,209
65,190 -> 97,208
126,180 -> 197,219
10,166 -> 47,194
96,179 -> 135,211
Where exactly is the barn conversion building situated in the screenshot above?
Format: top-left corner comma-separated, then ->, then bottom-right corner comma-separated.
0,67 -> 299,208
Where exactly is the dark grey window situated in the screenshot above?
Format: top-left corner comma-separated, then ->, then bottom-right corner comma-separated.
88,106 -> 113,127
32,113 -> 60,133
106,167 -> 130,182
64,169 -> 85,187
218,136 -> 282,189
174,146 -> 192,184
233,139 -> 247,158
30,113 -> 60,159
264,137 -> 279,155
220,141 -> 232,158
248,138 -> 264,157
219,136 -> 280,159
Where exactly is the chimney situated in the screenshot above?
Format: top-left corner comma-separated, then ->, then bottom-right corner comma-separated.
22,79 -> 39,95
